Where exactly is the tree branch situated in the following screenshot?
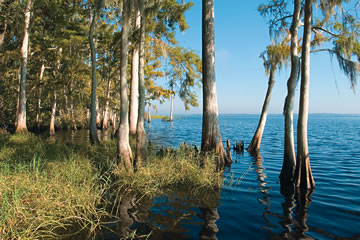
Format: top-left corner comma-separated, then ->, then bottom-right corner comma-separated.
312,26 -> 339,38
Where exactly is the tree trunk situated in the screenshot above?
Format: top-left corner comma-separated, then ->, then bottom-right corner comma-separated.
111,110 -> 117,135
70,79 -> 77,130
135,0 -> 146,169
49,90 -> 57,135
169,94 -> 174,122
102,77 -> 112,129
36,63 -> 45,129
63,86 -> 69,118
89,8 -> 99,144
129,5 -> 141,135
201,0 -> 230,166
16,0 -> 32,133
96,97 -> 101,127
147,101 -> 151,123
294,0 -> 315,189
117,0 -> 133,172
15,67 -> 21,129
36,89 -> 41,129
0,18 -> 6,49
247,66 -> 275,156
280,0 -> 301,185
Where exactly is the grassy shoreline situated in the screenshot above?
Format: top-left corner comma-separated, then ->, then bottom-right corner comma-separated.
0,132 -> 221,239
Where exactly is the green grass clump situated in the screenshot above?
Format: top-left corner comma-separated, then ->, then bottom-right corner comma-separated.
145,115 -> 181,121
114,144 -> 221,197
0,134 -> 223,239
0,134 -> 113,239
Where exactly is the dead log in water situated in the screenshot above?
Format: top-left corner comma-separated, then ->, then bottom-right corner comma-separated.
226,139 -> 232,162
233,140 -> 244,154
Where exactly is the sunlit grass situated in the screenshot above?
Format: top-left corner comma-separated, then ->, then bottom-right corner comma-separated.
0,133 -> 223,239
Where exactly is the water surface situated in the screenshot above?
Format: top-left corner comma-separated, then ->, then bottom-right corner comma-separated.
53,114 -> 360,239
144,114 -> 360,239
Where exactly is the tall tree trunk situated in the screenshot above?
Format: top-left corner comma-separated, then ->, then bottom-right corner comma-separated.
280,0 -> 301,185
117,0 -> 133,172
147,101 -> 151,123
36,63 -> 45,129
0,18 -> 6,49
169,94 -> 174,122
63,86 -> 68,118
70,79 -> 77,130
201,0 -> 230,166
89,8 -> 99,144
36,88 -> 41,129
102,77 -> 112,129
15,67 -> 21,129
96,97 -> 101,127
129,4 -> 141,135
247,66 -> 275,157
16,0 -> 32,133
49,90 -> 57,135
295,0 -> 315,189
111,110 -> 117,135
135,0 -> 146,169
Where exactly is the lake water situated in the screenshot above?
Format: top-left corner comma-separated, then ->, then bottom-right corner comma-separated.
144,114 -> 360,240
54,114 -> 360,239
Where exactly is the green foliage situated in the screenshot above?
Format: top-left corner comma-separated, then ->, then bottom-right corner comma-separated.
259,0 -> 360,91
258,0 -> 290,39
0,0 -> 201,130
166,45 -> 202,110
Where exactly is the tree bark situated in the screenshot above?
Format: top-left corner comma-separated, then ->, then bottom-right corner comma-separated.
16,0 -> 32,133
0,18 -> 6,49
89,8 -> 99,144
135,0 -> 146,169
111,110 -> 117,135
247,66 -> 275,157
96,97 -> 101,127
15,67 -> 21,129
201,0 -> 230,167
294,0 -> 315,189
35,63 -> 45,129
36,88 -> 41,129
102,77 -> 112,129
147,101 -> 151,123
169,94 -> 174,122
280,0 -> 301,185
117,0 -> 133,172
49,90 -> 57,135
70,79 -> 77,130
129,4 -> 141,135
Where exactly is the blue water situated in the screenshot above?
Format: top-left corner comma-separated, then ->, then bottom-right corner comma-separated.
143,114 -> 360,239
52,114 -> 360,239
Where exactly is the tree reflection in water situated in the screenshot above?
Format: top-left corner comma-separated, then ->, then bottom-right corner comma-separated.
253,155 -> 314,239
279,186 -> 314,239
99,193 -> 151,240
253,155 -> 278,231
198,204 -> 220,240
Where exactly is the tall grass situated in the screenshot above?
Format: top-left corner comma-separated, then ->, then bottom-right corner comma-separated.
0,133 -> 223,239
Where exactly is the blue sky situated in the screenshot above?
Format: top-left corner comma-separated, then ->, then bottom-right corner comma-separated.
155,0 -> 360,115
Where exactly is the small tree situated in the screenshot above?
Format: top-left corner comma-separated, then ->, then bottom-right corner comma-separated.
247,43 -> 289,156
16,0 -> 32,133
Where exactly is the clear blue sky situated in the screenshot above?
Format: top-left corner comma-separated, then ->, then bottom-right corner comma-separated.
155,0 -> 360,115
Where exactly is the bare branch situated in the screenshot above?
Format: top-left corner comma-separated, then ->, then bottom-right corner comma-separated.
312,26 -> 339,38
